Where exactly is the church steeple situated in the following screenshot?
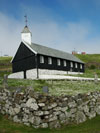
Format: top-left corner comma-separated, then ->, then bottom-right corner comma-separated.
21,15 -> 32,45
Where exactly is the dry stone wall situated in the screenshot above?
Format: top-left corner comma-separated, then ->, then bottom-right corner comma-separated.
0,87 -> 100,128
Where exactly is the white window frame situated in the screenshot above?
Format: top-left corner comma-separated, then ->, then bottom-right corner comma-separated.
63,60 -> 67,67
70,62 -> 73,68
80,64 -> 83,69
57,59 -> 61,66
48,57 -> 52,64
75,63 -> 78,68
40,55 -> 44,63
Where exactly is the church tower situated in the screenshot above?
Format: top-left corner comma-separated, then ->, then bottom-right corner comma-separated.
21,15 -> 32,45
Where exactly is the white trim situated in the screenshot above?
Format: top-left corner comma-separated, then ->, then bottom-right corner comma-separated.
11,41 -> 37,63
23,41 -> 37,54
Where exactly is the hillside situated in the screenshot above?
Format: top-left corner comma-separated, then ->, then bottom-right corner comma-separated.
75,54 -> 100,69
0,57 -> 12,77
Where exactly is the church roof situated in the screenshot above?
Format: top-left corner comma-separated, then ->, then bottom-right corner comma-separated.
25,42 -> 84,63
21,26 -> 31,33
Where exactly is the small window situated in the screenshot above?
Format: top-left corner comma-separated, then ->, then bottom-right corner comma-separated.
40,56 -> 44,63
57,59 -> 61,66
63,60 -> 67,67
80,64 -> 83,69
48,57 -> 52,64
70,62 -> 73,67
75,63 -> 78,68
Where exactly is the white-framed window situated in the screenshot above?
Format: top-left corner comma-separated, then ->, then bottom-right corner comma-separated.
63,60 -> 67,67
57,59 -> 61,66
70,62 -> 73,67
48,57 -> 52,64
75,63 -> 78,68
80,64 -> 83,69
40,55 -> 44,63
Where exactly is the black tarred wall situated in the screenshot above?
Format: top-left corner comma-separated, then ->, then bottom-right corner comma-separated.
12,42 -> 36,73
12,42 -> 84,74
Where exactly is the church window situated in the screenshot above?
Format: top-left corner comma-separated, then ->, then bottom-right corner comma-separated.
57,59 -> 61,66
40,56 -> 44,63
48,57 -> 52,64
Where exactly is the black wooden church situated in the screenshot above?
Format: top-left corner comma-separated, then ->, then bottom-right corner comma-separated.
10,24 -> 84,79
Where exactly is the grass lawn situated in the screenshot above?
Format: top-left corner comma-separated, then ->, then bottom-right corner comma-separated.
0,114 -> 100,133
0,78 -> 100,95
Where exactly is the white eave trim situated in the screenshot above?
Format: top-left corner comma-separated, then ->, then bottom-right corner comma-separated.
11,41 -> 37,63
23,41 -> 37,54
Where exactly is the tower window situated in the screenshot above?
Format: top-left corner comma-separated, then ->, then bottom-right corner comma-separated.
48,57 -> 52,64
57,59 -> 61,66
40,56 -> 44,63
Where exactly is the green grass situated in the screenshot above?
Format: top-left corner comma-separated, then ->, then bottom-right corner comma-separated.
0,79 -> 100,95
0,114 -> 100,133
0,57 -> 12,78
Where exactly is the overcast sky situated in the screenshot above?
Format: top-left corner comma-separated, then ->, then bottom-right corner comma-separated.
0,0 -> 100,56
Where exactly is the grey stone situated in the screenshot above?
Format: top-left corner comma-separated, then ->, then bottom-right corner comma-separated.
59,113 -> 66,121
29,116 -> 34,124
8,107 -> 15,116
95,106 -> 100,115
88,111 -> 96,119
49,115 -> 57,122
70,108 -> 77,114
43,111 -> 50,115
49,121 -> 61,129
53,107 -> 62,111
22,114 -> 29,123
76,111 -> 87,124
68,101 -> 77,108
38,103 -> 45,107
34,116 -> 42,126
26,98 -> 38,110
34,111 -> 43,116
13,115 -> 20,123
40,123 -> 48,128
26,98 -> 36,105
14,107 -> 20,114
83,105 -> 89,113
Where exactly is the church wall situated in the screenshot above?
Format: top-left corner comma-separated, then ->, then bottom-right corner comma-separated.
37,54 -> 84,73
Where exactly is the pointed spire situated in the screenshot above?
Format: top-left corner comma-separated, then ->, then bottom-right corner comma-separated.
21,15 -> 32,45
24,15 -> 28,26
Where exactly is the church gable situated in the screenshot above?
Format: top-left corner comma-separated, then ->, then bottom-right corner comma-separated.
12,42 -> 35,63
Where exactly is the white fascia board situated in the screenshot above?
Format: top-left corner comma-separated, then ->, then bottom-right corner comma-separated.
11,41 -> 37,63
23,41 -> 37,54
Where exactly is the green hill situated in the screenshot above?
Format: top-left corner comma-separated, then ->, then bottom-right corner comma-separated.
0,57 -> 12,77
75,54 -> 100,69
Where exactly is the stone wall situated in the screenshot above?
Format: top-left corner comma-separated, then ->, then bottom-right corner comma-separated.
0,87 -> 100,128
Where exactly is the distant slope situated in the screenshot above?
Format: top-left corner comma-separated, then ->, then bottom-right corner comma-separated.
0,57 -> 12,77
75,54 -> 100,69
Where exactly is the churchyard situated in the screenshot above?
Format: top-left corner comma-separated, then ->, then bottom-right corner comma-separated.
0,55 -> 100,132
